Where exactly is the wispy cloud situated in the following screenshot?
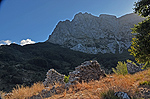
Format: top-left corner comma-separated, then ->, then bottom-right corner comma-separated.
20,39 -> 35,46
0,40 -> 12,46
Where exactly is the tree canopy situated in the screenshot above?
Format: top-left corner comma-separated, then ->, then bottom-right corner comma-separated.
129,19 -> 150,64
129,0 -> 150,68
134,0 -> 150,17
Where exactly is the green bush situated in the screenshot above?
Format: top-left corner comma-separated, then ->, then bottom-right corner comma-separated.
112,61 -> 128,75
126,59 -> 137,66
101,89 -> 119,99
64,75 -> 70,83
139,81 -> 150,86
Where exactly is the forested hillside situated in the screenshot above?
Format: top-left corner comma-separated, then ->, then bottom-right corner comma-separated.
0,42 -> 134,92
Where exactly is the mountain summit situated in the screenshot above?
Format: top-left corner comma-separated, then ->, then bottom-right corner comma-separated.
47,12 -> 145,54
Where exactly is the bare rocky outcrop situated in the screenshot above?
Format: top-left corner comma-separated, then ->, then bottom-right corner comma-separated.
47,12 -> 145,54
43,60 -> 106,86
126,62 -> 143,74
68,60 -> 106,84
43,69 -> 65,87
41,60 -> 106,98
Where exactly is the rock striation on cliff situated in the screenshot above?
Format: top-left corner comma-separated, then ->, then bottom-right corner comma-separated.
47,12 -> 145,54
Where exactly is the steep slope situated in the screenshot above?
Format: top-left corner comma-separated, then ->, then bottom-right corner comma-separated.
47,12 -> 145,54
0,42 -> 133,92
2,68 -> 150,99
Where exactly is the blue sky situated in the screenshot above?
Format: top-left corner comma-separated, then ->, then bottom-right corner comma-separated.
0,0 -> 138,45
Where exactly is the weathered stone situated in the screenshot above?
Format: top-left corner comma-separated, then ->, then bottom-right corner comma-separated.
126,62 -> 143,74
47,12 -> 145,54
43,69 -> 65,87
41,60 -> 105,98
68,60 -> 106,84
115,91 -> 130,99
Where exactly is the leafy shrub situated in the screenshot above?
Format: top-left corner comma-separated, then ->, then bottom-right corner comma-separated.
112,61 -> 128,75
126,59 -> 137,66
64,75 -> 70,83
101,89 -> 120,99
139,81 -> 150,86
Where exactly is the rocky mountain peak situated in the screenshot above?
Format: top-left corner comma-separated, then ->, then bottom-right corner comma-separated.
73,12 -> 93,19
47,12 -> 145,54
99,14 -> 117,19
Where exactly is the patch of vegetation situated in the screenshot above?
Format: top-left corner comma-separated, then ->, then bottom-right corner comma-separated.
101,89 -> 120,99
139,81 -> 150,86
64,75 -> 70,83
126,59 -> 137,66
129,0 -> 150,69
112,61 -> 128,75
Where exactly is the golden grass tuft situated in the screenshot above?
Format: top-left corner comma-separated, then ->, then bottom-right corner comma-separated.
2,82 -> 46,99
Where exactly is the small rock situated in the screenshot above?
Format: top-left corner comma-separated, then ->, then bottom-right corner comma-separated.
126,62 -> 143,74
115,91 -> 130,99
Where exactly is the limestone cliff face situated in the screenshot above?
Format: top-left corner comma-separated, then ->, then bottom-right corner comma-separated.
47,12 -> 145,54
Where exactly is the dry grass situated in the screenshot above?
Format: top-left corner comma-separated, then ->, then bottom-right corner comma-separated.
1,69 -> 150,99
1,82 -> 46,99
50,69 -> 150,99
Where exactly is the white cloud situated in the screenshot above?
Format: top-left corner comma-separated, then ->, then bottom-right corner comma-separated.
20,39 -> 35,46
0,40 -> 12,46
0,39 -> 36,46
0,44 -> 4,46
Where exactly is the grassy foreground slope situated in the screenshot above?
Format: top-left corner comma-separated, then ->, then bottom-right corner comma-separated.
1,68 -> 150,99
0,42 -> 133,92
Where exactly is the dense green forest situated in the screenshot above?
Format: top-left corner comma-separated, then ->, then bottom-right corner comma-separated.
0,42 -> 134,92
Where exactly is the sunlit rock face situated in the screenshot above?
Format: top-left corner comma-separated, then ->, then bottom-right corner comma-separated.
68,60 -> 106,84
47,12 -> 145,54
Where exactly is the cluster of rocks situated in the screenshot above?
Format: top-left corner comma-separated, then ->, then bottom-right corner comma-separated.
126,62 -> 143,74
43,69 -> 65,87
41,60 -> 106,98
68,60 -> 106,84
43,60 -> 106,86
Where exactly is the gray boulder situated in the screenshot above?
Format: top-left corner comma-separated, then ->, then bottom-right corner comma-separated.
68,60 -> 106,84
115,91 -> 130,99
126,62 -> 143,74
